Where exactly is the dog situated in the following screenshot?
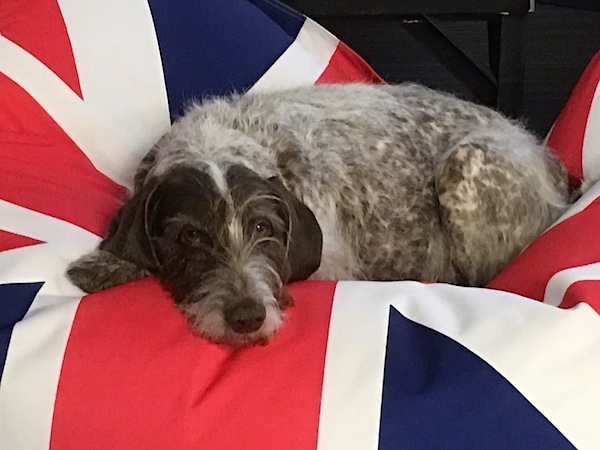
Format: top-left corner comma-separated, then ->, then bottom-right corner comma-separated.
67,83 -> 571,346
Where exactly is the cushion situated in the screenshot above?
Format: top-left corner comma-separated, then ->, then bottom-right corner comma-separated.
488,50 -> 600,313
1,1 -> 599,448
545,51 -> 600,186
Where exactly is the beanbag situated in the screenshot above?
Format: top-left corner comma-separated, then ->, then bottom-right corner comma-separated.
1,1 -> 599,448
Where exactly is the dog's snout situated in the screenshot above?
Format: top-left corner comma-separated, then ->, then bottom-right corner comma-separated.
224,300 -> 266,334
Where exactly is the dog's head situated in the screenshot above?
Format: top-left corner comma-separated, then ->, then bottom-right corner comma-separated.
100,163 -> 322,345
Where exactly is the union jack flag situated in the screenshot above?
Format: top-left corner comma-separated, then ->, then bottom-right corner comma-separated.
0,1 -> 599,448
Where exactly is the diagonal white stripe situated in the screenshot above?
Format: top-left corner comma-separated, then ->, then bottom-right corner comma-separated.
0,200 -> 100,296
0,33 -> 139,188
248,18 -> 339,93
582,80 -> 600,184
0,1 -> 170,189
395,283 -> 600,450
519,178 -> 600,258
56,0 -> 170,161
545,178 -> 600,232
0,244 -> 96,297
318,281 -> 600,449
0,200 -> 98,246
543,262 -> 600,307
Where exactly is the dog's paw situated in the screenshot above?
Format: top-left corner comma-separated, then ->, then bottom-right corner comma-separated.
66,249 -> 148,293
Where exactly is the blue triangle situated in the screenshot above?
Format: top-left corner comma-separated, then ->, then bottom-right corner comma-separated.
0,282 -> 43,381
148,0 -> 302,119
378,306 -> 575,449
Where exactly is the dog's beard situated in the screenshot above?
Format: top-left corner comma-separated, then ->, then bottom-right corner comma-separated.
172,254 -> 287,346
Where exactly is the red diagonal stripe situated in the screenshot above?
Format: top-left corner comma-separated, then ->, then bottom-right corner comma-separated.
0,74 -> 126,237
0,229 -> 44,252
316,41 -> 384,85
561,279 -> 600,312
487,196 -> 600,302
546,51 -> 600,182
0,0 -> 82,97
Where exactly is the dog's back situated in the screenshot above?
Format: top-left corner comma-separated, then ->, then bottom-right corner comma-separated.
142,83 -> 569,285
66,83 -> 571,344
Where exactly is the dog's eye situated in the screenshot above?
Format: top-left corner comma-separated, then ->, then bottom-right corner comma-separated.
253,219 -> 273,237
178,226 -> 211,248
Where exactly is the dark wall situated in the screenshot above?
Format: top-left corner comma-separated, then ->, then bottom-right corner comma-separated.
287,2 -> 600,137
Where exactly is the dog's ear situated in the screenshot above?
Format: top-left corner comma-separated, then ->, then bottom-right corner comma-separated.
99,181 -> 161,273
268,176 -> 322,282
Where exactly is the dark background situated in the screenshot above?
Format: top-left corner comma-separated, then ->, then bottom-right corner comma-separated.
282,1 -> 600,138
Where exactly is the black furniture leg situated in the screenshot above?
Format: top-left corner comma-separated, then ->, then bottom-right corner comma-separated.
495,13 -> 527,118
488,16 -> 501,81
401,16 -> 497,107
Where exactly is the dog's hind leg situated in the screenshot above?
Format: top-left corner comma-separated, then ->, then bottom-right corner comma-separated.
434,134 -> 568,286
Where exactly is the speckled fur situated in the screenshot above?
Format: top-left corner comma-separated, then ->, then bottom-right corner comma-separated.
140,83 -> 568,280
67,82 -> 570,344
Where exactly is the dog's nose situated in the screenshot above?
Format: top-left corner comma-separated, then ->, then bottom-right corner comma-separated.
224,301 -> 266,334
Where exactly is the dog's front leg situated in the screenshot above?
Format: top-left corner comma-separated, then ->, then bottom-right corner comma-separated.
66,249 -> 149,294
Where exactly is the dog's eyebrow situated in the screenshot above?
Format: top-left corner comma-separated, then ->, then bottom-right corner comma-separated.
238,192 -> 283,212
164,214 -> 206,227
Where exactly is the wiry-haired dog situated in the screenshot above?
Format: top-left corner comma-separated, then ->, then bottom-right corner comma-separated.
67,83 -> 570,346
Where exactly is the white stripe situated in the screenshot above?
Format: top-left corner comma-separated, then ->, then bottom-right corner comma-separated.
0,293 -> 81,450
582,80 -> 600,183
0,34 -> 136,189
0,1 -> 170,189
248,18 -> 339,93
543,262 -> 600,307
0,200 -> 100,296
56,0 -> 170,156
317,283 -> 390,450
0,244 -> 97,297
318,281 -> 600,449
0,200 -> 99,246
546,178 -> 600,231
0,203 -> 94,448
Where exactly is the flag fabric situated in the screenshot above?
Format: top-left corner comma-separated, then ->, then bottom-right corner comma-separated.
0,1 -> 599,448
488,50 -> 600,312
545,51 -> 600,185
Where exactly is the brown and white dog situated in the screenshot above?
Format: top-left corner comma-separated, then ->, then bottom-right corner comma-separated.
67,83 -> 571,346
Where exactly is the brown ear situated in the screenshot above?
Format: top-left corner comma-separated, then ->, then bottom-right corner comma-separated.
268,177 -> 322,282
99,182 -> 160,273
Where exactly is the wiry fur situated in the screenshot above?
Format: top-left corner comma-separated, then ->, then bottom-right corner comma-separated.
67,83 -> 571,345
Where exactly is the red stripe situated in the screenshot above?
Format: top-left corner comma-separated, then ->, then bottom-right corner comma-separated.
51,279 -> 336,450
0,75 -> 125,236
0,0 -> 82,97
560,279 -> 600,311
487,196 -> 600,303
316,41 -> 384,85
0,229 -> 44,252
546,51 -> 600,182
